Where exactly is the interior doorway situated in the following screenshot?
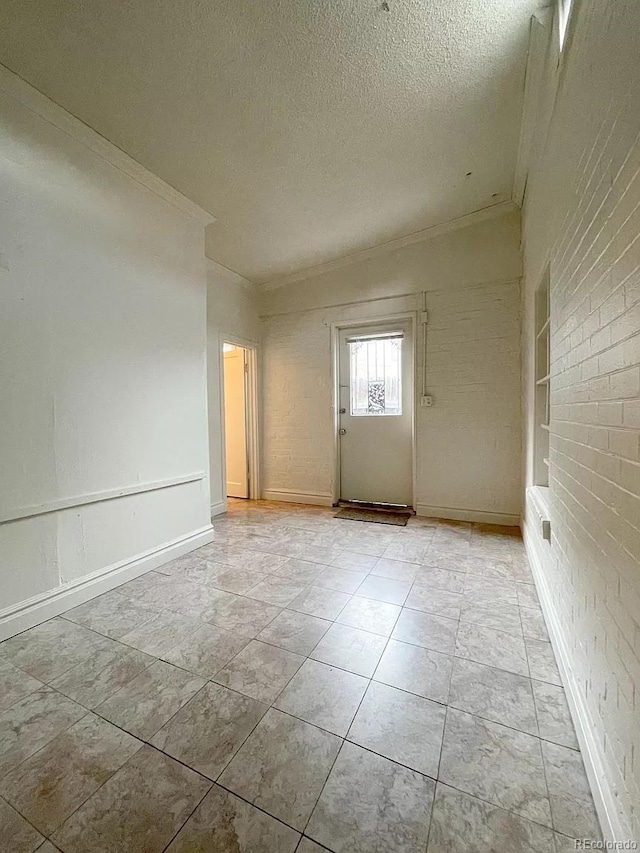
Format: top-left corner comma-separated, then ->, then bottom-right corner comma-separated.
219,336 -> 260,505
333,317 -> 415,508
223,343 -> 248,498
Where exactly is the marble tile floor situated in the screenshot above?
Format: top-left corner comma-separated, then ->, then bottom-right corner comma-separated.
0,499 -> 603,852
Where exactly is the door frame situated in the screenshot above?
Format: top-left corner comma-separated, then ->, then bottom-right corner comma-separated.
218,333 -> 261,503
330,312 -> 418,509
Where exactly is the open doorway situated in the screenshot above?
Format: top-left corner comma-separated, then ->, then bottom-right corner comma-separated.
221,339 -> 258,499
222,343 -> 249,498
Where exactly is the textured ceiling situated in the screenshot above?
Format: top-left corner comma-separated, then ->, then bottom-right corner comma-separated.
0,0 -> 541,282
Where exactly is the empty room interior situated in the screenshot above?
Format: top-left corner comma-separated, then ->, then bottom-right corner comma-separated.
0,1 -> 639,851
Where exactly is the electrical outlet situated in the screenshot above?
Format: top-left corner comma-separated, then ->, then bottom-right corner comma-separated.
420,395 -> 433,407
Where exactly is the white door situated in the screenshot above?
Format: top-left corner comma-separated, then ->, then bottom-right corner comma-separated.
223,345 -> 249,498
338,321 -> 413,506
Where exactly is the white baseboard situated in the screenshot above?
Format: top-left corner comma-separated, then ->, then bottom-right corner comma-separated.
416,504 -> 521,527
0,524 -> 214,642
210,500 -> 227,517
261,489 -> 334,507
523,520 -> 631,843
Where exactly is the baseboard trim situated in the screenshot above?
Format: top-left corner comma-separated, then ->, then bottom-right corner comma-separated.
523,520 -> 631,843
210,500 -> 227,517
0,524 -> 214,642
261,489 -> 334,507
416,504 -> 521,526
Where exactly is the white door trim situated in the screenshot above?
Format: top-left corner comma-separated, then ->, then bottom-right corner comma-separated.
330,312 -> 418,509
218,334 -> 261,508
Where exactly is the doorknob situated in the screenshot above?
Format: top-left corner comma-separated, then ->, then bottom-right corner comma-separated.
339,428 -> 347,435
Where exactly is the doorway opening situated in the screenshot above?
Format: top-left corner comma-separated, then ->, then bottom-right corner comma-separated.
332,315 -> 416,510
221,339 -> 259,501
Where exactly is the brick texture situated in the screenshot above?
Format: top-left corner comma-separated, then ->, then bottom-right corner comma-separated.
522,0 -> 640,838
420,280 -> 521,516
262,272 -> 521,519
262,311 -> 335,497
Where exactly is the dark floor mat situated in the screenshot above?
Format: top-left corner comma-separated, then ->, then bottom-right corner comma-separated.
334,507 -> 411,526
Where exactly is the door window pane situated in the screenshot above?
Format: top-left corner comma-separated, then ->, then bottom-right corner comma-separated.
349,336 -> 402,416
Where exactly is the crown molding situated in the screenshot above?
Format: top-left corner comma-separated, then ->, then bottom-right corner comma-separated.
0,63 -> 215,227
512,9 -> 553,208
259,201 -> 518,292
206,258 -> 258,293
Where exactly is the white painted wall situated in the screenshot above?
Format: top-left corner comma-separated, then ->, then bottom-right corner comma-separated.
206,260 -> 260,513
259,209 -> 523,523
0,69 -> 213,638
520,1 -> 640,840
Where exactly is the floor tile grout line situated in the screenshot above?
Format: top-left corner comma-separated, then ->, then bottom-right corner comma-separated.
52,652 -> 159,712
225,512 -> 568,828
1,616 -> 148,686
218,747 -> 569,844
0,660 -> 48,704
438,701 -> 559,833
297,709 -> 365,840
0,780 -> 62,847
259,653 -> 577,749
7,597 -> 559,713
65,707 -> 214,784
213,775 -> 311,841
142,592 -> 357,850
428,777 -> 567,835
48,609 -> 578,754
147,538 -> 527,598
296,598 -> 404,840
342,719 -> 444,777
84,678 -> 271,784
424,781 -> 438,853
25,572 -> 563,710
211,644 -> 304,708
539,729 -> 560,836
0,699 -> 91,783
54,738 -> 214,851
158,781 -> 213,853
435,703 -> 452,789
1,510 -> 576,849
2,709 -> 142,847
296,835 -> 333,852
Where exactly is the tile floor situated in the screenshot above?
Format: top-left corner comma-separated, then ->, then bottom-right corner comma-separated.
0,500 -> 603,852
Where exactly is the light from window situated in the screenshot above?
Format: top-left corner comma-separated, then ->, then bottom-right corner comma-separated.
349,334 -> 402,416
534,271 -> 551,486
559,0 -> 573,48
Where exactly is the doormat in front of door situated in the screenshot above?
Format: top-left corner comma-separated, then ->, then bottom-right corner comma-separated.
334,507 -> 411,526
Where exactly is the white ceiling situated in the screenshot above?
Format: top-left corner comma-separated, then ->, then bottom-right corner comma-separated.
0,0 -> 541,282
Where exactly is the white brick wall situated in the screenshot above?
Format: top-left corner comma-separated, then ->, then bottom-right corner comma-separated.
262,310 -> 334,499
522,0 -> 640,838
419,280 -> 521,517
260,213 -> 522,520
